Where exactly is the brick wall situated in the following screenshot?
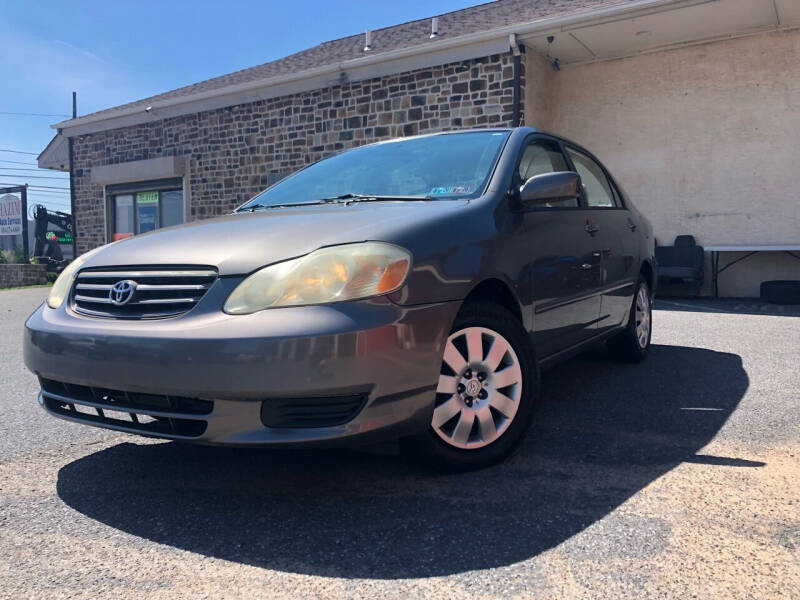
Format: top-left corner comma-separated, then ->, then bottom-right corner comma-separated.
0,264 -> 47,289
71,52 -> 524,254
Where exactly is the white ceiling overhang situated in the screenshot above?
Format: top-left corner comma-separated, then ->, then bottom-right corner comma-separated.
521,0 -> 800,65
37,134 -> 69,172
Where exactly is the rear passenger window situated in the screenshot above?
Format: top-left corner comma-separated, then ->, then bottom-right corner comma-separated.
565,147 -> 618,208
517,140 -> 577,208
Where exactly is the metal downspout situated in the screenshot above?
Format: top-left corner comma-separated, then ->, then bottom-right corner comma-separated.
510,34 -> 523,127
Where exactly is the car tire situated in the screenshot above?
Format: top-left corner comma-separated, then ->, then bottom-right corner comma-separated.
403,299 -> 537,472
607,275 -> 652,362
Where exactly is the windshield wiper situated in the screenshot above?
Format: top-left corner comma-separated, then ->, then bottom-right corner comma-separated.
237,199 -> 338,213
237,193 -> 432,213
315,193 -> 433,204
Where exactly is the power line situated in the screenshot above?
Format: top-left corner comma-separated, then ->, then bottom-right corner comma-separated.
0,185 -> 70,195
28,199 -> 71,208
30,197 -> 70,202
18,185 -> 70,192
0,111 -> 71,117
0,168 -> 69,177
0,187 -> 70,203
0,148 -> 38,155
25,189 -> 71,196
0,173 -> 71,180
0,188 -> 71,206
0,182 -> 70,190
0,159 -> 38,166
0,167 -> 65,173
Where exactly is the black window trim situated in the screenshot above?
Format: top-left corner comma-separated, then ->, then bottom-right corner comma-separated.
106,178 -> 184,241
561,143 -> 627,211
512,133 -> 585,212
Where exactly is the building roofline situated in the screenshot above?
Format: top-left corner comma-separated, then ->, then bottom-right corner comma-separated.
52,0 -> 693,136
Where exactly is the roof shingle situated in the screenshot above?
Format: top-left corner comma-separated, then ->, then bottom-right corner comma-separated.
74,0 -> 633,123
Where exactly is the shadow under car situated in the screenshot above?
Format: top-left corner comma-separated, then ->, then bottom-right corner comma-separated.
56,343 -> 749,579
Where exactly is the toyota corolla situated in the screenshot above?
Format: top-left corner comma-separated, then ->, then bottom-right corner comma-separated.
24,127 -> 656,470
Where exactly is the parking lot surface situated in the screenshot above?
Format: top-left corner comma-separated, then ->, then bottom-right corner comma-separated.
1,288 -> 798,599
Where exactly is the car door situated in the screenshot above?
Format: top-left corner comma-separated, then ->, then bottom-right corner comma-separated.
564,145 -> 637,334
517,136 -> 602,359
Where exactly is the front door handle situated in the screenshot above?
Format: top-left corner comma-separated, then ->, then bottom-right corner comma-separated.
584,221 -> 599,236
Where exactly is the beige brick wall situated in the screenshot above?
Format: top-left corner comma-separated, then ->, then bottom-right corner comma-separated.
525,29 -> 800,297
71,53 -> 522,255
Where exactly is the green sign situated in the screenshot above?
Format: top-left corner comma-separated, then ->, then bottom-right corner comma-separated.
137,191 -> 158,204
45,231 -> 73,244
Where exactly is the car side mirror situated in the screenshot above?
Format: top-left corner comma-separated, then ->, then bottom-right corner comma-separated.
519,171 -> 580,206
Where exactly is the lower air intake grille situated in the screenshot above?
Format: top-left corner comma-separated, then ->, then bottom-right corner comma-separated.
260,395 -> 368,428
71,267 -> 217,319
40,378 -> 211,438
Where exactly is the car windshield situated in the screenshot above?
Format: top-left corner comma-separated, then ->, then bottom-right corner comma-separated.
238,130 -> 510,210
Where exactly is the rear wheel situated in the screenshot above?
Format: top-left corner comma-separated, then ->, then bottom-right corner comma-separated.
607,275 -> 652,362
404,300 -> 536,472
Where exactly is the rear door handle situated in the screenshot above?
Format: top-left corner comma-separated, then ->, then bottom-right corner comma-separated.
627,218 -> 637,232
584,222 -> 599,236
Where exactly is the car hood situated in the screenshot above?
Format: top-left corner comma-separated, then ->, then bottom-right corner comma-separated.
81,201 -> 465,275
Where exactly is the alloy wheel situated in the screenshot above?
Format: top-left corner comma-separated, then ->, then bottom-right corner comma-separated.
432,326 -> 523,450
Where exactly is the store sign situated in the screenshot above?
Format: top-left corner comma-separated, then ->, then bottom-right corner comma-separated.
137,191 -> 158,204
45,230 -> 74,244
0,194 -> 23,236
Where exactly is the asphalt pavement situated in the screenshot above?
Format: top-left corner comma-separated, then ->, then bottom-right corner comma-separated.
1,288 -> 798,599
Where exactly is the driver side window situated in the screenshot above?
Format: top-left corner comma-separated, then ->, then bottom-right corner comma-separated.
517,140 -> 577,208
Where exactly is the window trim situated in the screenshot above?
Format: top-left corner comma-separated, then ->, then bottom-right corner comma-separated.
513,134 -> 584,212
562,143 -> 626,210
105,178 -> 184,241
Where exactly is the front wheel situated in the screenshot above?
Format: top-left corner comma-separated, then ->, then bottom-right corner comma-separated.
404,300 -> 536,472
607,275 -> 652,362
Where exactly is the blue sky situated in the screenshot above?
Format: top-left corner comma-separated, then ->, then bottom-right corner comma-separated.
0,0 -> 483,212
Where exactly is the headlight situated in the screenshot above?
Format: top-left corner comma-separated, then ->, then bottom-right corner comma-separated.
224,242 -> 411,314
46,254 -> 87,309
46,243 -> 110,309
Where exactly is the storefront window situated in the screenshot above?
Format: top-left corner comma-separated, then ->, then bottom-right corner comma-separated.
114,195 -> 134,238
160,190 -> 183,228
107,179 -> 183,241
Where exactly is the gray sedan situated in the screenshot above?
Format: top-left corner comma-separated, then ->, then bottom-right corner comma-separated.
24,127 -> 656,470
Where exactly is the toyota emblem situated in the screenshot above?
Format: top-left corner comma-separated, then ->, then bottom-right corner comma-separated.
109,280 -> 138,306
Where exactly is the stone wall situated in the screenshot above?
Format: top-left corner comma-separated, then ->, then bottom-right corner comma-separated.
0,264 -> 47,289
71,52 -> 523,254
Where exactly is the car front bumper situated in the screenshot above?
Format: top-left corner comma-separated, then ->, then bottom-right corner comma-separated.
23,294 -> 460,446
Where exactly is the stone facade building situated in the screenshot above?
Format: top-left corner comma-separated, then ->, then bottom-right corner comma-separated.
40,0 -> 800,296
69,53 -> 521,251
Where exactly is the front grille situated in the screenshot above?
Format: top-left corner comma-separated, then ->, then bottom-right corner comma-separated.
40,378 -> 211,438
72,267 -> 217,319
260,395 -> 368,428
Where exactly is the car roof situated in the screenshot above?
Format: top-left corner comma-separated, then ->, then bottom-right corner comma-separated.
375,127 -> 592,154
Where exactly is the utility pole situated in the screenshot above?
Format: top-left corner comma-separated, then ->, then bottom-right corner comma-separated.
21,184 -> 28,259
68,91 -> 77,258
